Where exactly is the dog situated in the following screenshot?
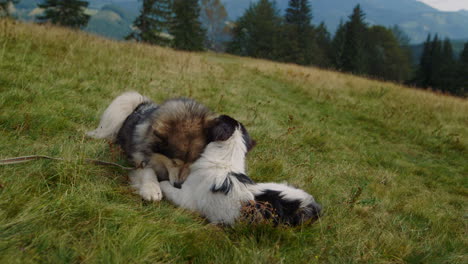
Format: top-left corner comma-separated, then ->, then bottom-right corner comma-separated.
87,91 -> 218,201
159,115 -> 321,226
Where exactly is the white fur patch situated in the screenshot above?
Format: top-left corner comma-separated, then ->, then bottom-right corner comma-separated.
129,168 -> 163,201
248,182 -> 316,207
160,126 -> 253,225
87,91 -> 151,141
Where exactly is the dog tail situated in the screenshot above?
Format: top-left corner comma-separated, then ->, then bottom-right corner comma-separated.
248,182 -> 322,226
87,91 -> 152,141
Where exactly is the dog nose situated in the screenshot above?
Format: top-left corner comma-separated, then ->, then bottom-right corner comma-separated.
173,182 -> 182,189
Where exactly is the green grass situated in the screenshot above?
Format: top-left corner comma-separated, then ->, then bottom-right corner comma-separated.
1,20 -> 467,263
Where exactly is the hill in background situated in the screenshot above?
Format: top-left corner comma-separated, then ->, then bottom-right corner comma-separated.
11,0 -> 138,39
11,0 -> 468,44
223,0 -> 468,44
85,4 -> 138,39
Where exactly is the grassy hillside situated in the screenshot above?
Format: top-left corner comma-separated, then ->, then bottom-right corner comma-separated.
0,20 -> 467,263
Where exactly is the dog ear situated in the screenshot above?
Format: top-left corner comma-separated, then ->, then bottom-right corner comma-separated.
247,139 -> 257,152
240,124 -> 256,152
206,115 -> 238,142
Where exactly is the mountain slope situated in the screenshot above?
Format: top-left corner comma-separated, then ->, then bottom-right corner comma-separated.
85,4 -> 138,39
11,0 -> 139,39
0,20 -> 467,263
12,0 -> 468,43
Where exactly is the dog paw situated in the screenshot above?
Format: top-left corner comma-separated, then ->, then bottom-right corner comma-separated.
138,183 -> 163,201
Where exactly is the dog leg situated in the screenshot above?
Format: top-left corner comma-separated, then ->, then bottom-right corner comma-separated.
149,153 -> 182,182
159,181 -> 182,204
129,168 -> 163,201
160,181 -> 195,210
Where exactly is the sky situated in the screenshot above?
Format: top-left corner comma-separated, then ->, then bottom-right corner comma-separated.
417,0 -> 468,11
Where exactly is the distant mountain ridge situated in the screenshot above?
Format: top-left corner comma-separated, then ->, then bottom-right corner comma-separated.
11,0 -> 468,44
222,0 -> 468,43
12,0 -> 139,39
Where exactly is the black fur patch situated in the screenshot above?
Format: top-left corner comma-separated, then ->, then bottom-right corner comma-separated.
230,172 -> 255,185
150,137 -> 171,158
240,124 -> 256,152
207,115 -> 256,152
116,102 -> 158,157
210,173 -> 254,196
254,190 -> 300,225
253,190 -> 321,226
210,176 -> 233,195
207,115 -> 239,142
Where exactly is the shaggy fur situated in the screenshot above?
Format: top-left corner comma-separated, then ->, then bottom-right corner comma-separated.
87,91 -> 151,140
87,92 -> 217,201
160,115 -> 321,226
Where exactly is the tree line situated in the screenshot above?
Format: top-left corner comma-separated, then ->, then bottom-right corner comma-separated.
228,1 -> 414,82
1,0 -> 211,51
228,0 -> 466,96
1,0 -> 466,96
414,35 -> 468,96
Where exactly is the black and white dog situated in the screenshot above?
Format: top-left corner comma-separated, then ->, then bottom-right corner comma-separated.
160,115 -> 322,226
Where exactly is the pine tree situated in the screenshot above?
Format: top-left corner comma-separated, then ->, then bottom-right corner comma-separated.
341,4 -> 368,74
391,25 -> 410,47
460,43 -> 468,64
390,25 -> 413,75
438,38 -> 456,92
126,0 -> 173,46
442,38 -> 454,63
282,0 -> 313,65
455,42 -> 468,96
429,35 -> 443,89
414,34 -> 456,92
331,20 -> 347,70
171,0 -> 205,51
200,0 -> 228,51
312,22 -> 332,67
227,0 -> 282,60
0,0 -> 18,17
37,0 -> 90,29
367,26 -> 412,82
416,34 -> 433,87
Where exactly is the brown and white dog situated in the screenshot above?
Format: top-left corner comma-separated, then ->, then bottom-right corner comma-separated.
87,92 -> 218,201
